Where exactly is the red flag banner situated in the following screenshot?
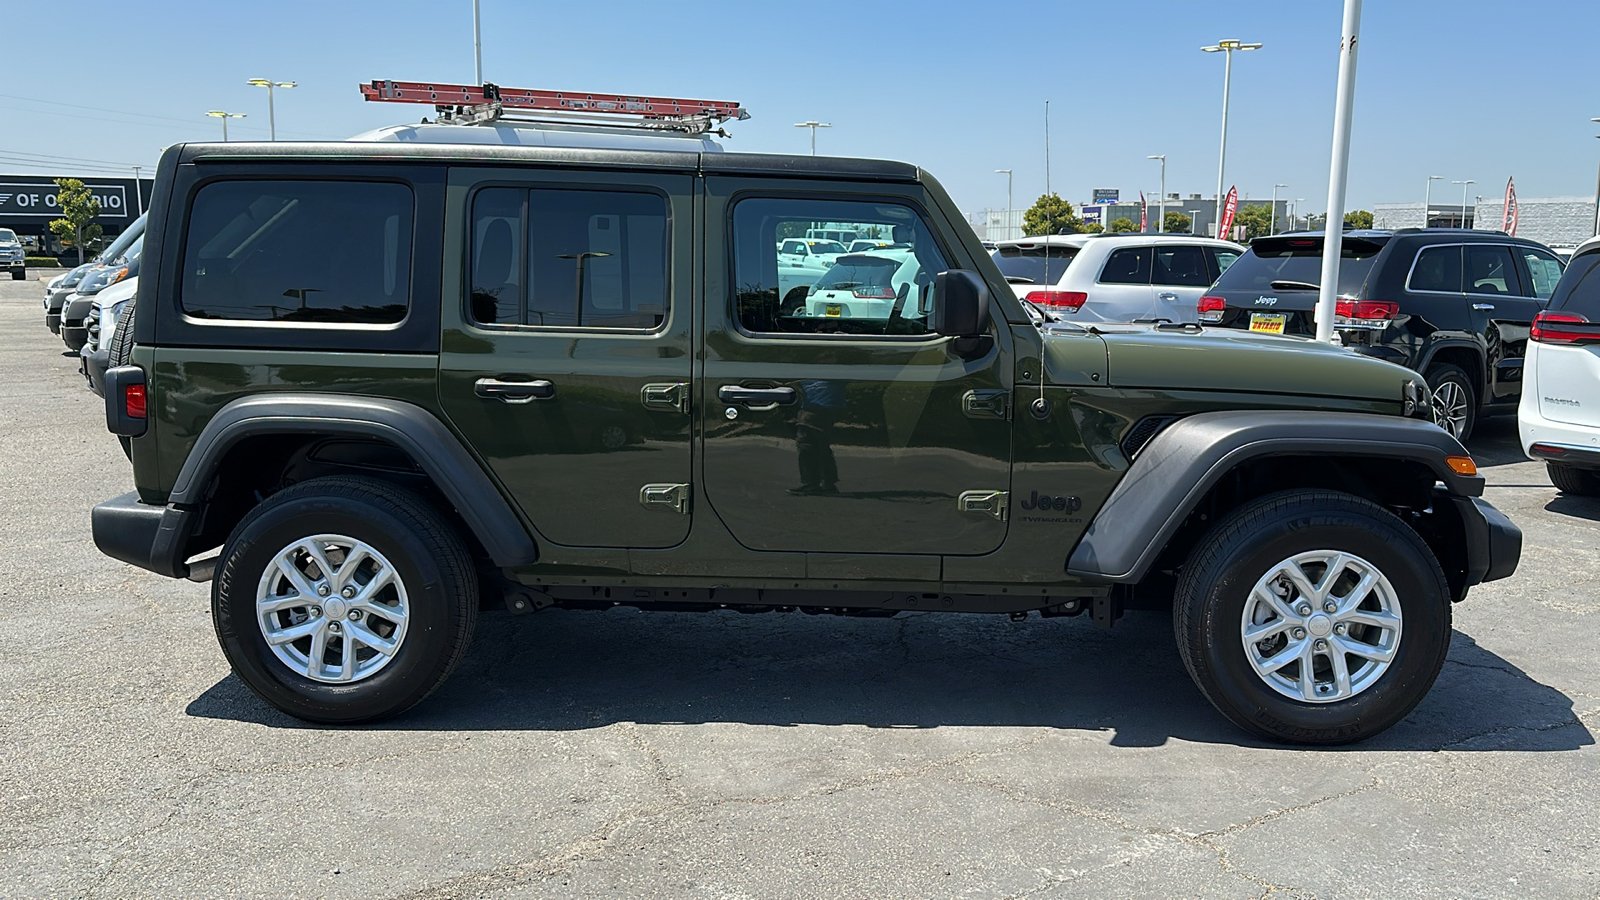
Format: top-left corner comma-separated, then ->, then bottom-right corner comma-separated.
1219,186 -> 1239,238
1140,192 -> 1148,232
1501,177 -> 1518,236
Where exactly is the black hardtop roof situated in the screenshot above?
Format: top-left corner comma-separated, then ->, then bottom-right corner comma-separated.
1252,228 -> 1554,255
173,141 -> 922,182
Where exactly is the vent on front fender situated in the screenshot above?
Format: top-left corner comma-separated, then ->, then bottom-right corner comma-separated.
1121,415 -> 1179,460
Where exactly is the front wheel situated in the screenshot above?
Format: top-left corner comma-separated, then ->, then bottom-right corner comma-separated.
213,475 -> 478,724
1174,489 -> 1451,745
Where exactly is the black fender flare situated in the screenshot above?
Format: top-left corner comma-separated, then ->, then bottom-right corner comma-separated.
169,393 -> 538,566
1416,338 -> 1488,397
1065,410 -> 1482,583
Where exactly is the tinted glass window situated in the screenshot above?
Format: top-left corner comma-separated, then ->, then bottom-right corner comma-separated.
1208,247 -> 1241,278
1099,247 -> 1152,284
1549,252 -> 1600,319
1152,245 -> 1210,286
1214,239 -> 1382,295
1520,248 -> 1563,300
183,181 -> 412,323
993,245 -> 1079,286
732,197 -> 949,336
470,187 -> 668,329
1463,244 -> 1519,295
1408,245 -> 1463,293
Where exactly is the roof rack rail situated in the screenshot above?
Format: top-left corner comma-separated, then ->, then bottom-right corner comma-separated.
360,80 -> 750,136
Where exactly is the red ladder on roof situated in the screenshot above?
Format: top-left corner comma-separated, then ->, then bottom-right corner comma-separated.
360,80 -> 748,128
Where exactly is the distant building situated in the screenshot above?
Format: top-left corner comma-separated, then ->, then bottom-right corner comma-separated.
969,193 -> 1298,241
1373,202 -> 1474,230
1472,196 -> 1595,253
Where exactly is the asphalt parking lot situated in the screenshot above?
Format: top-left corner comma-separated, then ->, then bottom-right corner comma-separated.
1,273 -> 1596,899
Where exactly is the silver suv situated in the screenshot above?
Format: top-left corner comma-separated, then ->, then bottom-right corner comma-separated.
993,232 -> 1245,324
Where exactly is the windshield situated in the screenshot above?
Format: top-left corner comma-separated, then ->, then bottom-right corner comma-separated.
1214,238 -> 1385,295
814,255 -> 904,291
0,229 -> 16,243
98,214 -> 148,261
993,245 -> 1080,285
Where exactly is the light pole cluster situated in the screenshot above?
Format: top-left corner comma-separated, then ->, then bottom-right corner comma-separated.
206,109 -> 246,141
995,169 -> 1013,240
794,121 -> 831,156
1202,38 -> 1262,236
207,79 -> 296,142
1452,179 -> 1476,227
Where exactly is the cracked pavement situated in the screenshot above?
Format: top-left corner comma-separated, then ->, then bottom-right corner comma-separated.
1,276 -> 1597,899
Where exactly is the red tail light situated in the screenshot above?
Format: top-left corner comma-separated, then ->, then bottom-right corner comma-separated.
1198,295 -> 1226,323
851,285 -> 896,300
1531,311 -> 1600,344
124,383 -> 146,419
1334,299 -> 1399,320
1026,290 -> 1088,310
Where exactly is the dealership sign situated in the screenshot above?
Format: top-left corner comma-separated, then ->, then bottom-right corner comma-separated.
0,181 -> 132,218
1092,188 -> 1119,204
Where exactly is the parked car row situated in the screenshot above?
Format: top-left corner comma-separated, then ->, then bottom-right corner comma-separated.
39,214 -> 145,398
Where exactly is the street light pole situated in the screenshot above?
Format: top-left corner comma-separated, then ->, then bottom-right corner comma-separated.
131,166 -> 144,215
1452,180 -> 1476,228
473,0 -> 483,84
1270,183 -> 1287,234
793,121 -> 831,156
206,110 -> 246,141
247,79 -> 297,140
1590,120 -> 1600,236
995,169 -> 1013,240
1202,39 -> 1262,236
1148,155 -> 1166,232
1424,174 -> 1442,228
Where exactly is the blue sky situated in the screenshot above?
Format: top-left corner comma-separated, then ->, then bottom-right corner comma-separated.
4,0 -> 1596,217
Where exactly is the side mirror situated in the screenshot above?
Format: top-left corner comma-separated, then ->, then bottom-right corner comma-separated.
932,270 -> 990,337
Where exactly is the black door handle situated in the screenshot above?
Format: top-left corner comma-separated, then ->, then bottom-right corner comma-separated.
718,385 -> 798,408
475,377 -> 555,404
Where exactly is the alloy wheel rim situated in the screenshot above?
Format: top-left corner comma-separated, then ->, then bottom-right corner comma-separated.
1240,550 -> 1403,704
1431,382 -> 1468,438
255,534 -> 410,684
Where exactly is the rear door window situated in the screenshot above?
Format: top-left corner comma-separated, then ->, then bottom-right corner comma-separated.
182,179 -> 413,324
1463,244 -> 1520,296
1152,245 -> 1210,286
992,245 -> 1078,287
1207,247 -> 1241,281
1408,245 -> 1463,294
1519,247 -> 1564,300
1099,247 -> 1152,284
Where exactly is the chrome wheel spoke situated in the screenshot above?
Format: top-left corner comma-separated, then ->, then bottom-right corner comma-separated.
348,622 -> 398,656
1344,609 -> 1400,630
1244,619 -> 1292,645
1335,568 -> 1380,614
306,625 -> 329,677
256,534 -> 409,685
1328,645 -> 1352,697
340,633 -> 357,681
265,617 -> 321,646
274,556 -> 319,600
259,592 -> 309,614
1335,634 -> 1396,664
300,540 -> 339,585
1298,642 -> 1322,701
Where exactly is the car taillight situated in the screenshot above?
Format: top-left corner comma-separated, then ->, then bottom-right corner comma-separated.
1531,311 -> 1600,344
852,285 -> 896,300
1198,295 -> 1226,323
124,383 -> 146,419
1026,290 -> 1088,311
1334,299 -> 1398,320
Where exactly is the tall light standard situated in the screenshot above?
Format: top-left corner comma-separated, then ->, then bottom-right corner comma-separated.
1423,174 -> 1443,228
131,165 -> 144,215
1270,183 -> 1287,234
995,169 -> 1013,241
206,110 -> 246,141
1452,179 -> 1476,228
1148,155 -> 1166,232
794,121 -> 831,156
1201,38 -> 1262,236
247,79 -> 297,140
1293,198 -> 1305,230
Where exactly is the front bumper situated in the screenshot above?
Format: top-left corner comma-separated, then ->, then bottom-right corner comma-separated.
92,492 -> 197,579
81,347 -> 110,396
45,311 -> 61,333
1454,495 -> 1522,587
62,324 -> 89,351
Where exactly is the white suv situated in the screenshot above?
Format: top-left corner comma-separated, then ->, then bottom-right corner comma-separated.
1519,235 -> 1600,495
992,233 -> 1245,324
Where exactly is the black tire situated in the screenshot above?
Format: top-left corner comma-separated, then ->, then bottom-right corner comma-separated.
107,298 -> 136,369
1174,489 -> 1451,745
1547,461 -> 1600,497
10,270 -> 23,281
213,475 -> 478,724
1424,362 -> 1476,441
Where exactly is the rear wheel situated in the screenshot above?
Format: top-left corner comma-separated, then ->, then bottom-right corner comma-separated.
1548,461 -> 1600,497
1174,489 -> 1451,745
213,475 -> 478,723
1425,363 -> 1476,441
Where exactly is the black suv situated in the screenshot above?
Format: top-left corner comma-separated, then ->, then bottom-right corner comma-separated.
1200,229 -> 1566,439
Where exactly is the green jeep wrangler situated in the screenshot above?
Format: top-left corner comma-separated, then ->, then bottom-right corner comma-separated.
93,136 -> 1520,744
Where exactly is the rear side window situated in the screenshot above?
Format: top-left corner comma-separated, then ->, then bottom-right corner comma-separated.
1214,237 -> 1383,295
183,180 -> 413,324
1549,252 -> 1600,318
1207,247 -> 1241,280
1408,245 -> 1463,293
993,245 -> 1078,287
1099,247 -> 1152,284
469,186 -> 669,330
1519,247 -> 1564,300
1152,245 -> 1210,286
1463,244 -> 1520,295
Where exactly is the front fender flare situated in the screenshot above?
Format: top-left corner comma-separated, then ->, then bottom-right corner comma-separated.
1066,410 -> 1480,583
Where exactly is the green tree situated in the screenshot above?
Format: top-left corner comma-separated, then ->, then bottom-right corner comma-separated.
1021,192 -> 1084,236
1163,211 -> 1192,234
1233,203 -> 1274,241
1107,217 -> 1139,233
49,179 -> 102,265
1344,209 -> 1374,229
1079,222 -> 1104,234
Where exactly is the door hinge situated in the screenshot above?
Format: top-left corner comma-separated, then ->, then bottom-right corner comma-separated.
962,389 -> 1010,420
639,483 -> 691,514
957,490 -> 1009,521
641,382 -> 690,414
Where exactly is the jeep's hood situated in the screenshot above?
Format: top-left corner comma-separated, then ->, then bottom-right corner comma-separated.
1042,324 -> 1410,402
